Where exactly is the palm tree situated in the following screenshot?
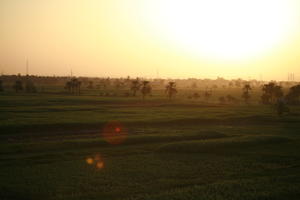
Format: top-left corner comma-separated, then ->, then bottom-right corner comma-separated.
13,80 -> 23,92
285,84 -> 300,105
166,81 -> 177,100
130,79 -> 140,96
72,78 -> 81,95
141,81 -> 151,100
261,82 -> 283,104
65,78 -> 81,95
165,82 -> 177,100
65,81 -> 72,93
242,83 -> 252,103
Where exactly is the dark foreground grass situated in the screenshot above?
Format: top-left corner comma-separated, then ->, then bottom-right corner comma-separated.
0,94 -> 300,200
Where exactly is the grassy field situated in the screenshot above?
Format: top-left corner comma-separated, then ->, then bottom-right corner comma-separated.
1,92 -> 300,200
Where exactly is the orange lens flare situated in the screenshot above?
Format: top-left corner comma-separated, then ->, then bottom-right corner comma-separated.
96,162 -> 104,169
86,157 -> 94,165
86,154 -> 105,170
102,121 -> 128,145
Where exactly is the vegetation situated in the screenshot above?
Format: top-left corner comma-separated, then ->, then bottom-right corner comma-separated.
13,80 -> 23,92
141,81 -> 152,100
65,78 -> 82,95
1,75 -> 300,199
0,79 -> 3,92
286,84 -> 300,105
165,81 -> 177,100
242,83 -> 251,104
261,82 -> 283,104
130,78 -> 140,96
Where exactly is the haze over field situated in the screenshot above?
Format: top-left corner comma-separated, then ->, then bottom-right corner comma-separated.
1,0 -> 300,79
2,2 -> 300,199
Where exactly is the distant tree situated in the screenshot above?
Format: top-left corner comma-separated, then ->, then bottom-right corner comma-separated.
25,80 -> 37,93
114,79 -> 122,90
261,82 -> 283,104
130,79 -> 140,96
165,82 -> 177,100
285,84 -> 300,105
0,80 -> 3,92
105,78 -> 111,89
65,81 -> 72,93
141,81 -> 152,100
204,90 -> 212,102
242,83 -> 251,103
87,81 -> 94,89
65,78 -> 81,95
13,80 -> 23,92
72,78 -> 81,95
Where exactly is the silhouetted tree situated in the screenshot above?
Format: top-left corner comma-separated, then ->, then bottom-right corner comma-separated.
65,81 -> 72,93
204,90 -> 212,102
25,76 -> 37,93
0,80 -> 3,92
130,79 -> 140,96
65,78 -> 81,95
242,83 -> 251,103
285,84 -> 300,105
141,81 -> 151,100
165,82 -> 177,100
87,81 -> 94,89
261,82 -> 283,104
13,80 -> 23,92
72,78 -> 81,95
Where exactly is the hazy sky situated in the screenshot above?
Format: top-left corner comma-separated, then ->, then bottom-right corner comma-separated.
1,0 -> 300,80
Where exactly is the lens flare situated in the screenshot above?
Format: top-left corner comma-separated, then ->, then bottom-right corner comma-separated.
96,162 -> 104,169
86,154 -> 105,170
102,121 -> 128,145
86,157 -> 94,165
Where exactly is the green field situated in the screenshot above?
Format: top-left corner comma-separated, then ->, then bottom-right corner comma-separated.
1,93 -> 300,200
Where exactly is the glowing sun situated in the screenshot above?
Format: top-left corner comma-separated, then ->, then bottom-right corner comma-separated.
142,0 -> 298,60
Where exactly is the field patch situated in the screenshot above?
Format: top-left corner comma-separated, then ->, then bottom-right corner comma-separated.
157,135 -> 291,154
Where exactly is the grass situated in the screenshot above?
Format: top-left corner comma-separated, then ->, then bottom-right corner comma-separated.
0,92 -> 300,200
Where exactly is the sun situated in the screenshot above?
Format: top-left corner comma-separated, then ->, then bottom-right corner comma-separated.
142,0 -> 298,60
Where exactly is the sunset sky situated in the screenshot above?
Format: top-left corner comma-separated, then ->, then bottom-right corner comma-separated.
1,0 -> 300,80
